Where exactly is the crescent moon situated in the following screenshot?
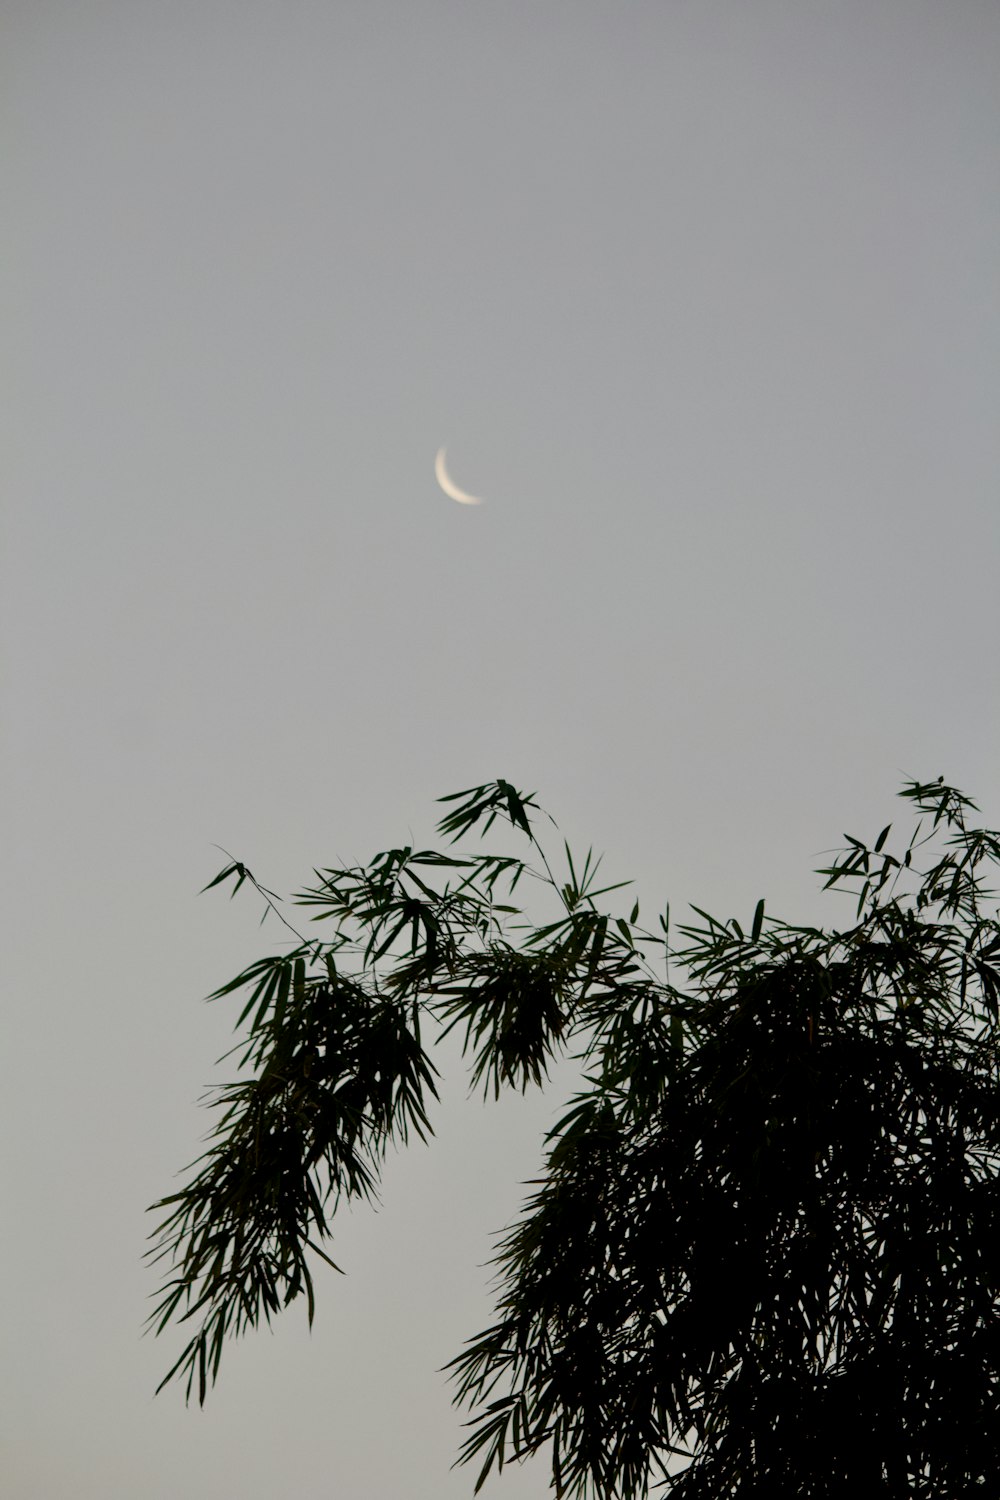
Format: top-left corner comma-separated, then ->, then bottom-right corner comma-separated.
435,447 -> 483,506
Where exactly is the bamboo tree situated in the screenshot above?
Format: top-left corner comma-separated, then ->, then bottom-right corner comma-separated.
150,777 -> 1000,1496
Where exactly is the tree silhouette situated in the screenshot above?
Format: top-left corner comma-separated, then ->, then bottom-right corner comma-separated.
149,776 -> 1000,1496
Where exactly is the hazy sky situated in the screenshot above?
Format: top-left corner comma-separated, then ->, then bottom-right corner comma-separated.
3,3 -> 998,1496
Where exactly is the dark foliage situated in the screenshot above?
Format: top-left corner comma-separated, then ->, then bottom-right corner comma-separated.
150,777 -> 1000,1495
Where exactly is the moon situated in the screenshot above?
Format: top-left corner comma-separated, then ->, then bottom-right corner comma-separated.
435,447 -> 483,506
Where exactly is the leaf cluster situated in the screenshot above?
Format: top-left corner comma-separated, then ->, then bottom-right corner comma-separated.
149,777 -> 1000,1496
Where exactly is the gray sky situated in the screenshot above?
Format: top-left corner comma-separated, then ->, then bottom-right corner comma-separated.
3,3 -> 998,1496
